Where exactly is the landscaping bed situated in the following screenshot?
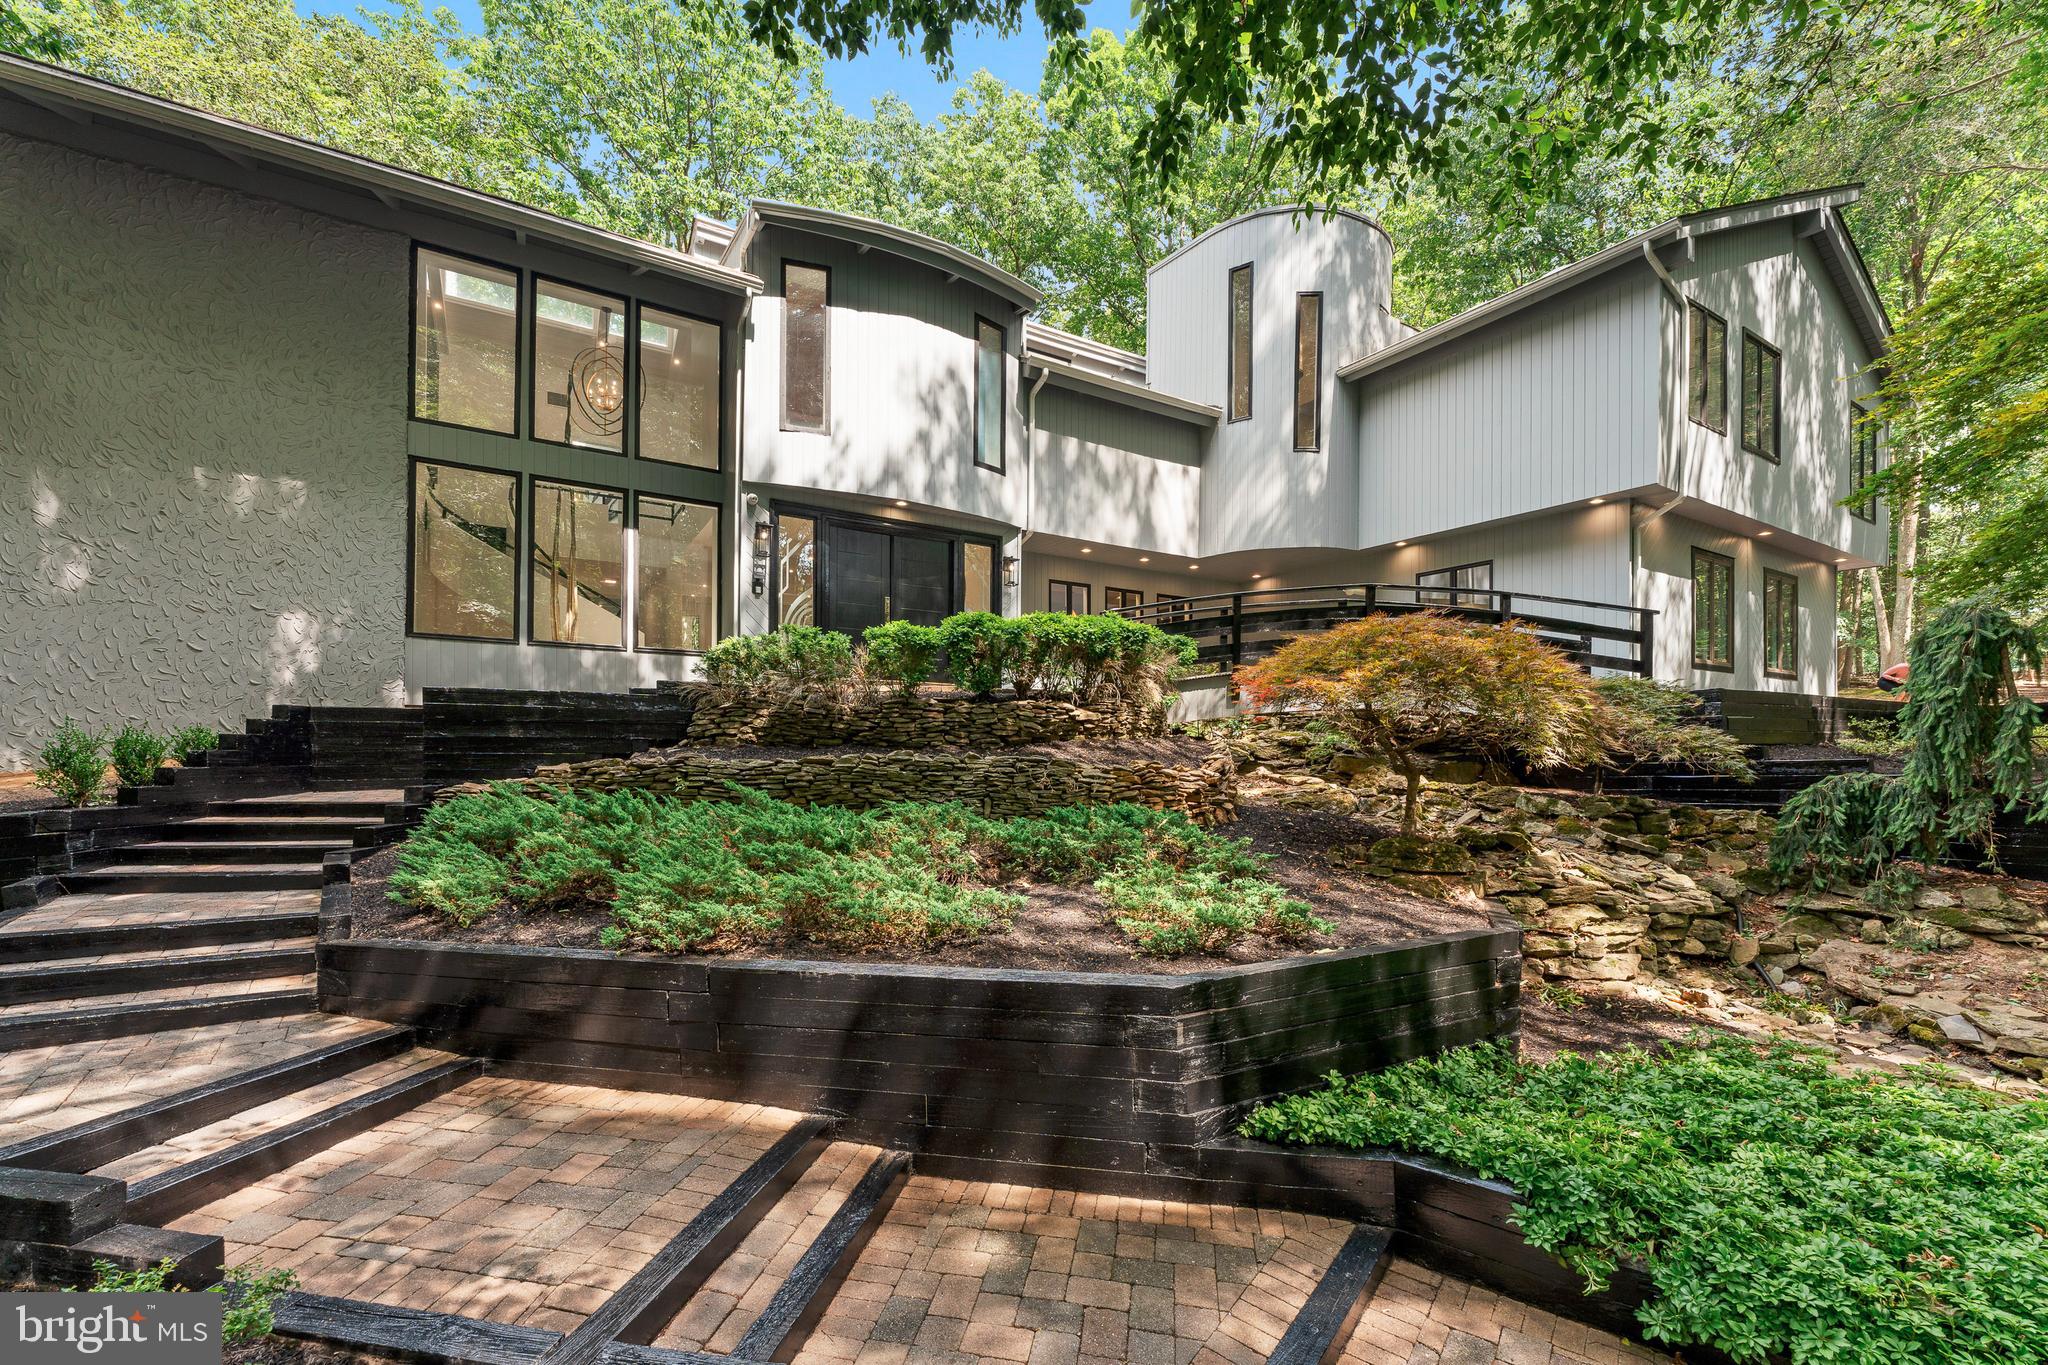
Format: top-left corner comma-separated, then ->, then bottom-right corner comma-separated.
348,792 -> 1497,974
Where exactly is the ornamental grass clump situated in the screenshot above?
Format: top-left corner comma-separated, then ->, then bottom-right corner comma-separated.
1243,1036 -> 2048,1365
389,785 -> 1322,956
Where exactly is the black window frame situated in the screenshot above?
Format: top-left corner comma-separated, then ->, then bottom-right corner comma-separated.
526,474 -> 632,653
1687,301 -> 1727,435
1048,579 -> 1092,614
405,456 -> 522,645
1850,403 -> 1880,523
973,314 -> 1007,474
1691,547 -> 1736,673
633,300 -> 727,474
527,272 -> 632,456
1227,262 -> 1253,423
1417,559 -> 1494,609
780,259 -> 832,434
1740,329 -> 1782,463
1293,291 -> 1322,451
1104,586 -> 1144,613
1763,568 -> 1798,679
631,490 -> 724,656
409,242 -> 524,438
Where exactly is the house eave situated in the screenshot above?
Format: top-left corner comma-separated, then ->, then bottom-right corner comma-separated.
730,201 -> 1042,312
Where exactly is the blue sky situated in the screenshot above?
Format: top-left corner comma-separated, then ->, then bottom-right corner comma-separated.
299,0 -> 1136,121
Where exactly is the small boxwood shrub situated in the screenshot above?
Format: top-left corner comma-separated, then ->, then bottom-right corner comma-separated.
862,620 -> 944,693
33,720 -> 108,807
169,724 -> 221,763
110,724 -> 170,788
391,785 -> 1326,955
937,611 -> 1021,697
1243,1037 -> 2048,1365
702,625 -> 856,694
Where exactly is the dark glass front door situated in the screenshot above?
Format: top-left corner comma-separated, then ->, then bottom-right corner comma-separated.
815,519 -> 961,635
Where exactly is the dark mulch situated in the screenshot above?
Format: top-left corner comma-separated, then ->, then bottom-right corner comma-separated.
346,798 -> 1501,975
0,784 -> 63,813
1519,990 -> 1735,1062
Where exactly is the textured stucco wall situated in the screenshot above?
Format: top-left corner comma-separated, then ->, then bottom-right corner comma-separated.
0,133 -> 408,767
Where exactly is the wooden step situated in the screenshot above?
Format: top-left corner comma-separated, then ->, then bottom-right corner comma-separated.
0,984 -> 316,1049
62,866 -> 328,894
0,943 -> 315,1006
1265,1223 -> 1393,1365
0,909 -> 317,964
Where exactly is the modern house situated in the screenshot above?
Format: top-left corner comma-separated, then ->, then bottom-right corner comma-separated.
0,55 -> 1889,765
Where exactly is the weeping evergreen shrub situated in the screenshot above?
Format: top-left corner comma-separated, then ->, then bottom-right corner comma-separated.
1772,598 -> 2047,885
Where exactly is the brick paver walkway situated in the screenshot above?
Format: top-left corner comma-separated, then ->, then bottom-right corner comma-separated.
172,1076 -> 808,1333
0,887 -> 322,932
1340,1260 -> 1670,1365
0,1012 -> 386,1143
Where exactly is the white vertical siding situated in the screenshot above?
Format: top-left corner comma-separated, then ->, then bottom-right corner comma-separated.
1354,271 -> 1662,547
1030,387 -> 1203,557
1635,509 -> 1836,692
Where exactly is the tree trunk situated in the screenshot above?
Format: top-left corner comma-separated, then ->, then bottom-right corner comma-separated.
1400,761 -> 1423,836
1873,235 -> 1933,671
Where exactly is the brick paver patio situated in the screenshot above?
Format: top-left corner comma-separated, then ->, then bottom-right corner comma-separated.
1340,1259 -> 1672,1365
171,1076 -> 808,1332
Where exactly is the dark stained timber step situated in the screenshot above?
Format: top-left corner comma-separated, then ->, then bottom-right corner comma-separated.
62,867 -> 328,894
0,988 -> 316,1049
1266,1223 -> 1393,1365
0,1025 -> 413,1173
271,1293 -> 732,1365
0,945 -> 315,1006
0,909 -> 318,964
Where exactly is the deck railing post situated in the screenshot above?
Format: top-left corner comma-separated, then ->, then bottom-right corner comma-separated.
1499,592 -> 1514,625
1230,594 -> 1244,666
1639,609 -> 1656,677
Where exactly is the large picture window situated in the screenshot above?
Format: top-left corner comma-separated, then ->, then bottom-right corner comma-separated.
1228,263 -> 1253,422
639,307 -> 719,469
1692,548 -> 1735,672
974,317 -> 1006,472
1764,569 -> 1798,678
412,248 -> 517,434
782,262 -> 830,432
1294,292 -> 1322,451
636,495 -> 719,652
1687,302 -> 1726,434
1741,331 -> 1781,462
409,461 -> 518,640
530,479 -> 626,647
1048,579 -> 1091,614
1851,405 -> 1880,522
532,279 -> 627,452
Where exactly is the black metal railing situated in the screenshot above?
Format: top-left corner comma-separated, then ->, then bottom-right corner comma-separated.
1112,582 -> 1658,676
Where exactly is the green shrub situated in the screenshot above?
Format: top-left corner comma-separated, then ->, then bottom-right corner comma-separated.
1837,715 -> 1910,757
168,724 -> 221,763
862,621 -> 944,694
109,724 -> 170,789
937,612 -> 1020,697
81,1258 -> 297,1346
391,787 -> 1317,957
1592,678 -> 1755,780
33,720 -> 108,807
701,625 -> 855,694
1242,1037 -> 2048,1365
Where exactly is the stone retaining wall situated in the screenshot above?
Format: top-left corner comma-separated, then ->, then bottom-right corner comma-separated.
677,688 -> 1165,748
520,746 -> 1238,823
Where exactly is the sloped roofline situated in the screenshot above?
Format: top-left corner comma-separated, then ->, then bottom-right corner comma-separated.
727,200 -> 1043,311
1337,186 -> 1889,381
1147,205 -> 1392,277
0,56 -> 764,296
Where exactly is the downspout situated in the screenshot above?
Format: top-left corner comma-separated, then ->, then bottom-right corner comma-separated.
1018,365 -> 1051,613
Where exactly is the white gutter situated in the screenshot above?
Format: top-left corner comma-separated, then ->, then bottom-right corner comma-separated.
1641,238 -> 1686,303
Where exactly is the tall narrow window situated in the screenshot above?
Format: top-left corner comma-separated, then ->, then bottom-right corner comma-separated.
974,317 -> 1006,471
1048,579 -> 1091,614
410,461 -> 518,640
412,248 -> 517,434
530,479 -> 626,647
636,495 -> 719,652
1692,548 -> 1735,672
639,307 -> 720,469
962,542 -> 994,614
1851,405 -> 1880,522
1741,331 -> 1781,461
782,262 -> 830,432
1294,292 -> 1322,450
776,514 -> 818,627
1227,263 -> 1253,422
532,279 -> 627,452
1763,569 -> 1798,678
1687,302 -> 1726,434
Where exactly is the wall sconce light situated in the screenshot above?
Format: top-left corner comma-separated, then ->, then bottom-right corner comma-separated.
751,519 -> 771,597
1001,555 -> 1019,589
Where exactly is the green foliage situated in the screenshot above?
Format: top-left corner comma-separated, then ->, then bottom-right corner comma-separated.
1592,678 -> 1755,781
109,724 -> 170,789
33,719 -> 108,807
82,1258 -> 297,1346
168,724 -> 221,763
392,786 -> 1315,956
861,620 -> 943,693
1773,599 -> 2048,885
1243,1037 -> 2048,1365
1837,715 -> 1910,758
701,625 -> 855,694
936,611 -> 1019,697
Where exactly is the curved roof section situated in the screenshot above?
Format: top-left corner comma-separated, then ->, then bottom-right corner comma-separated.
0,55 -> 762,296
728,201 -> 1043,312
1147,205 -> 1392,277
